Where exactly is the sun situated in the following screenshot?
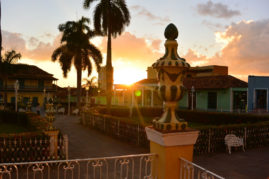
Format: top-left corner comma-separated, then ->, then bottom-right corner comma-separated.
114,68 -> 146,85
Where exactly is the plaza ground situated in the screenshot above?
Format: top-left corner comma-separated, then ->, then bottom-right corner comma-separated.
54,115 -> 269,179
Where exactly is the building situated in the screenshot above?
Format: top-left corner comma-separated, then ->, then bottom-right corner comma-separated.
110,65 -> 248,112
248,76 -> 269,112
0,63 -> 57,109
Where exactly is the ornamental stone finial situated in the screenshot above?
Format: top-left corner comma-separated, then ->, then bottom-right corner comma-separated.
152,23 -> 190,132
164,23 -> 178,40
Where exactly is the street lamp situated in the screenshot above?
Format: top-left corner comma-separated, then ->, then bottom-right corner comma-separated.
191,86 -> 195,111
14,80 -> 19,112
68,86 -> 70,116
43,88 -> 46,109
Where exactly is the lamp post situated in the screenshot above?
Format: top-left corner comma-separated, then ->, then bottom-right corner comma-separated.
191,86 -> 195,110
68,86 -> 70,116
14,80 -> 19,112
43,88 -> 46,109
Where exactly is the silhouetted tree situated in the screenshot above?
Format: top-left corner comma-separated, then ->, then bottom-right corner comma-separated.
52,17 -> 102,108
84,0 -> 130,112
3,50 -> 21,64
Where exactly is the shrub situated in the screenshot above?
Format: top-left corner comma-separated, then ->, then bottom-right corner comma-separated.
95,106 -> 269,125
0,110 -> 29,126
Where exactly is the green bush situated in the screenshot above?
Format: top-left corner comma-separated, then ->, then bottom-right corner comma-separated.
96,106 -> 269,125
0,110 -> 29,127
176,109 -> 269,125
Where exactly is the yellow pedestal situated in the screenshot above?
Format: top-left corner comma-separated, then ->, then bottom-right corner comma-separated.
146,127 -> 199,179
44,130 -> 59,159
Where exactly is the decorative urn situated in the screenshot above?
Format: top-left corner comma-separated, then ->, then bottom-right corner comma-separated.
152,23 -> 190,132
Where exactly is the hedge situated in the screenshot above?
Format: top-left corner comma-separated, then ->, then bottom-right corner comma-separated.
96,106 -> 269,125
0,110 -> 29,127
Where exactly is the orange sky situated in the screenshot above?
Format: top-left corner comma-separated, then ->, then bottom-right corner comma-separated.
2,1 -> 269,87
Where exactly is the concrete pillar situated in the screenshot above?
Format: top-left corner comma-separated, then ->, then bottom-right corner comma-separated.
44,130 -> 59,159
146,127 -> 199,179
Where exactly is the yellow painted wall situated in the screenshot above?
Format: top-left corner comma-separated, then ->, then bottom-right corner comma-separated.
5,92 -> 53,105
150,141 -> 194,179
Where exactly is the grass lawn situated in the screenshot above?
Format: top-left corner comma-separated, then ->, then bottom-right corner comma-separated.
0,123 -> 30,134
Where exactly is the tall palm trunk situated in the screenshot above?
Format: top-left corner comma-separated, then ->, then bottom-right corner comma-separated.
0,0 -> 2,62
106,29 -> 113,113
77,66 -> 82,109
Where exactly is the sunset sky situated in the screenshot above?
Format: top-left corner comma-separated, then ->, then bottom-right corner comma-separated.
2,0 -> 269,87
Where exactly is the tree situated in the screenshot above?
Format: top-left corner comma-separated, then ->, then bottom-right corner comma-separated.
83,0 -> 130,112
0,50 -> 21,108
0,0 -> 2,62
3,50 -> 21,64
52,17 -> 102,108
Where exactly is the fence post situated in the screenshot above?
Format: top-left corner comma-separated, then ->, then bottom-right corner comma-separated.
63,134 -> 69,160
244,127 -> 247,149
44,130 -> 59,159
208,128 -> 211,153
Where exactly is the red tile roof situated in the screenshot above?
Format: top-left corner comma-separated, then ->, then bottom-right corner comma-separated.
135,75 -> 248,89
183,75 -> 248,90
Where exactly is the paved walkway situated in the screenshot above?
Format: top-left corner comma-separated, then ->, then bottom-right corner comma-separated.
54,115 -> 269,179
194,147 -> 269,179
53,115 -> 147,159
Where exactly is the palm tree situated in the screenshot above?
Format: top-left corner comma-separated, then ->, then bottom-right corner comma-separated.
83,0 -> 130,112
0,0 -> 2,62
52,17 -> 102,108
3,50 -> 22,64
0,50 -> 21,108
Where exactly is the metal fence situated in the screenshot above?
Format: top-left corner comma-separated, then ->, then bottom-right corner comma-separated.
0,134 -> 68,163
179,157 -> 224,179
0,153 -> 156,179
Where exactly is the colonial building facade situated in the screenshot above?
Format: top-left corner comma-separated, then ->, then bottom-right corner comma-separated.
106,65 -> 248,112
0,63 -> 57,109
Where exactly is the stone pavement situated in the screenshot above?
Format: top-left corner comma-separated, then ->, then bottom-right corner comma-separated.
194,147 -> 269,179
53,115 -> 148,159
54,115 -> 269,179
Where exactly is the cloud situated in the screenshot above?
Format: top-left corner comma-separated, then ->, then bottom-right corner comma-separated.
100,32 -> 163,84
2,30 -> 61,61
100,32 -> 161,64
131,5 -> 170,25
184,19 -> 269,81
202,20 -> 225,30
197,1 -> 240,18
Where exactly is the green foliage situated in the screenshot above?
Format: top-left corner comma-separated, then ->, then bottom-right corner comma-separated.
0,111 -> 49,132
95,106 -> 269,126
0,123 -> 29,134
176,109 -> 269,125
0,110 -> 29,126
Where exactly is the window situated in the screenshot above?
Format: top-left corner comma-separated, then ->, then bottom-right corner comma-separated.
11,97 -> 15,104
38,80 -> 44,89
19,80 -> 25,89
208,92 -> 217,110
32,97 -> 38,107
255,89 -> 267,110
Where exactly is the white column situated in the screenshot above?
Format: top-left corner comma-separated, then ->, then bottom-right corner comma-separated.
151,89 -> 154,107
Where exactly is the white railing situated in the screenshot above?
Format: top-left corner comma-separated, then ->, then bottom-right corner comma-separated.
179,157 -> 225,179
0,153 -> 156,179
